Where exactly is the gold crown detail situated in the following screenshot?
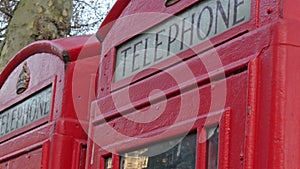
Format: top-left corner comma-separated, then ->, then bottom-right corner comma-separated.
16,62 -> 30,94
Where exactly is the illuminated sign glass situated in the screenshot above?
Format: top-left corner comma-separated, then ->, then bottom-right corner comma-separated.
0,86 -> 52,137
115,0 -> 251,81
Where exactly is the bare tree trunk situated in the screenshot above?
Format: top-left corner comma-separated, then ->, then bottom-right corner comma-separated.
0,0 -> 72,71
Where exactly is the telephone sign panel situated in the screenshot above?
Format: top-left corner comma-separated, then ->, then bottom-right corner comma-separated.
89,0 -> 257,168
115,0 -> 251,81
91,0 -> 300,168
0,35 -> 100,169
0,86 -> 52,137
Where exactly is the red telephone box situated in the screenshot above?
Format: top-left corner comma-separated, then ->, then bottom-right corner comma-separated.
0,35 -> 100,168
87,0 -> 300,169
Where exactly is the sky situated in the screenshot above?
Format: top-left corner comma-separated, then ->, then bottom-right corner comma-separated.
0,0 -> 118,38
70,0 -> 117,35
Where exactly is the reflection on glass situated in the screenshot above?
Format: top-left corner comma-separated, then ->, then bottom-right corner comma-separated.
105,157 -> 113,169
206,126 -> 219,169
120,133 -> 196,169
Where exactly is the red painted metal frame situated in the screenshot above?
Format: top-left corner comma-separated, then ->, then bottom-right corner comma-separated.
97,0 -> 258,93
242,1 -> 300,168
1,0 -> 297,168
89,3 -> 254,169
89,70 -> 248,169
0,54 -> 64,143
89,0 -> 300,169
0,35 -> 101,168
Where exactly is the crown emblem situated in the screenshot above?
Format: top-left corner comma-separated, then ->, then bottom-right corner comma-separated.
16,62 -> 30,94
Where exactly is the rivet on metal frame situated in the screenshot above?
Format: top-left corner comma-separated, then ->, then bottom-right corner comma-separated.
165,0 -> 181,6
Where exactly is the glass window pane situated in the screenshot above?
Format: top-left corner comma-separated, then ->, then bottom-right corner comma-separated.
105,157 -> 113,169
120,133 -> 197,169
206,126 -> 219,169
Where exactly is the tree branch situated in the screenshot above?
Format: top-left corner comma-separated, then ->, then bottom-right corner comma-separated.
73,0 -> 103,19
71,19 -> 100,29
0,25 -> 8,32
0,7 -> 12,18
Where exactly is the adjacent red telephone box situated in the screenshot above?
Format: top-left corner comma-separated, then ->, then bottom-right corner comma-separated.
87,0 -> 300,169
0,35 -> 100,169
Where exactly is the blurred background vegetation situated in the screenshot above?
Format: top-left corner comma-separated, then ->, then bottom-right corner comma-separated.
0,0 -> 116,71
